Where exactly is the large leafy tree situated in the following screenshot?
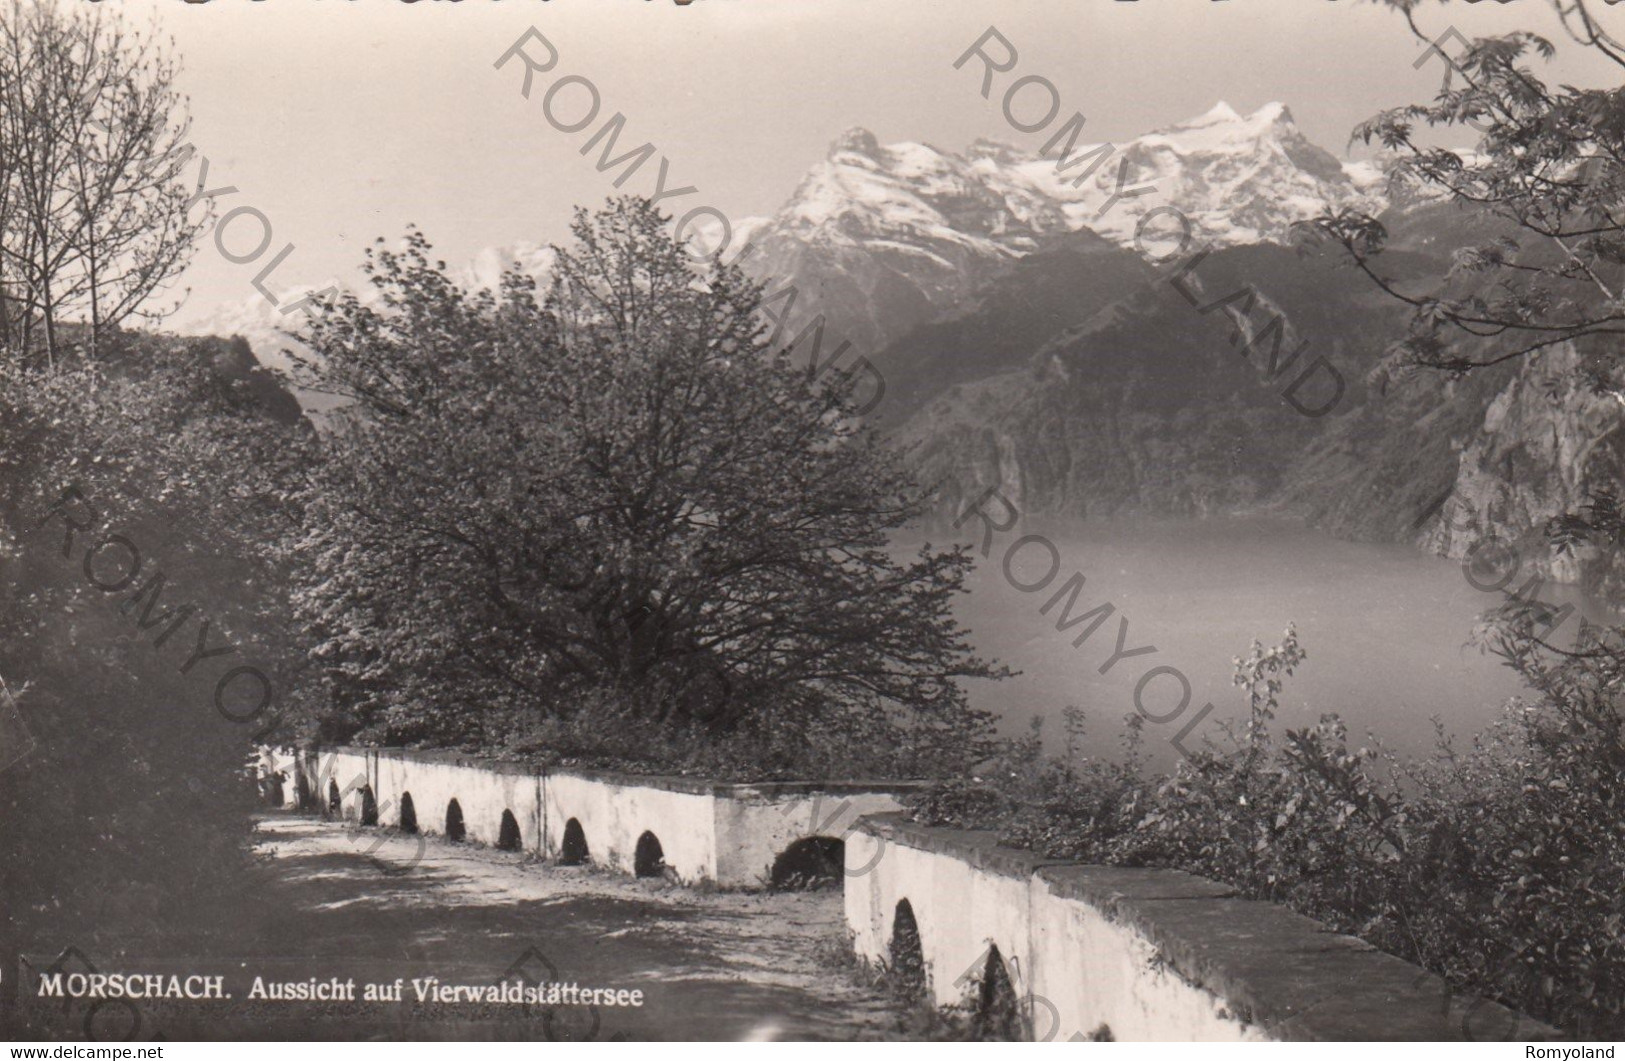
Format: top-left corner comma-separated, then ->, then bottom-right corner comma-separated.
290,197 -> 1001,777
0,0 -> 304,987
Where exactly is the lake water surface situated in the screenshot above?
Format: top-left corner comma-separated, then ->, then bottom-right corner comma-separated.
919,517 -> 1609,769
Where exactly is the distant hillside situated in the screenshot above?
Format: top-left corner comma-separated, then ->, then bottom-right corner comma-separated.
888,222 -> 1625,595
897,240 -> 1412,526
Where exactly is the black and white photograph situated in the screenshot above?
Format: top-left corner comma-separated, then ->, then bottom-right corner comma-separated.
2,0 -> 1624,1045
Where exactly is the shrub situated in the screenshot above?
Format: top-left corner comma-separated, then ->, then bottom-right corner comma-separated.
0,333 -> 308,959
910,621 -> 1625,1038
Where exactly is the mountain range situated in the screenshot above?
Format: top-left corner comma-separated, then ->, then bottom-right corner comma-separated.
194,99 -> 1625,594
195,100 -> 1376,370
724,101 -> 1623,595
729,100 -> 1382,355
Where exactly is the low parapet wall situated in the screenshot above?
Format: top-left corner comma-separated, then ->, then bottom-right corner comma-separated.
845,814 -> 1556,1042
257,745 -> 914,889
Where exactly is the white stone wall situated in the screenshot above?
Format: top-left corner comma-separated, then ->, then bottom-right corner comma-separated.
544,770 -> 717,882
713,787 -> 907,887
1026,871 -> 1257,1042
263,745 -> 914,889
255,745 -> 303,809
846,815 -> 1547,1042
846,827 -> 889,964
315,748 -> 375,822
847,822 -> 1264,1040
256,748 -> 1549,1039
846,827 -> 1041,1012
373,752 -> 543,849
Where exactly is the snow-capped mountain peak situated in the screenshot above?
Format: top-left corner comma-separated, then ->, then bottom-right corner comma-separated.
769,129 -> 1058,254
715,100 -> 1381,352
1149,100 -> 1300,151
209,102 -> 1381,373
460,240 -> 554,294
829,126 -> 884,160
748,101 -> 1374,263
1189,99 -> 1243,125
965,138 -> 1027,165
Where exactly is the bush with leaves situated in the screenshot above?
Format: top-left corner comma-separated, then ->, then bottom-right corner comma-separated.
0,331 -> 310,975
912,622 -> 1625,1037
911,706 -> 1149,863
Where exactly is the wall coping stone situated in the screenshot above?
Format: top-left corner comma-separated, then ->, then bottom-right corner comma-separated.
857,812 -> 1056,880
366,747 -> 540,775
555,764 -> 927,799
317,745 -> 924,798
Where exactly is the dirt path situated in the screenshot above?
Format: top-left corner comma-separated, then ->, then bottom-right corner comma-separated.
191,812 -> 899,1040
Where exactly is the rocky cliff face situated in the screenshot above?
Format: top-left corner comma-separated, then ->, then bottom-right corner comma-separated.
1418,340 -> 1625,591
743,109 -> 1620,595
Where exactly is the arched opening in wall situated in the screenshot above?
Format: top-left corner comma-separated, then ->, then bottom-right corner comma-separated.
445,799 -> 466,842
398,792 -> 418,834
770,837 -> 844,890
360,785 -> 378,827
969,944 -> 1026,1042
294,771 -> 313,811
888,899 -> 927,1004
497,809 -> 522,851
327,779 -> 341,814
262,772 -> 285,807
634,831 -> 665,878
559,819 -> 588,865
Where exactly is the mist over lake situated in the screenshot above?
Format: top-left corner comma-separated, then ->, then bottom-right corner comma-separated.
921,517 -> 1610,769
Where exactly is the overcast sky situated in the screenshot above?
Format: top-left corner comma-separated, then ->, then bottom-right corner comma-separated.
96,0 -> 1624,331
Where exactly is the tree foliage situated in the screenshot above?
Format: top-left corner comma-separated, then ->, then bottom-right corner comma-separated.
0,332 -> 309,964
1250,7 -> 1625,1031
289,197 -> 1002,778
1300,0 -> 1625,380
